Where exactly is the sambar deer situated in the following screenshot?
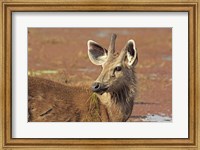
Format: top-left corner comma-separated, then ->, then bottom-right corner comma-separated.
28,33 -> 138,122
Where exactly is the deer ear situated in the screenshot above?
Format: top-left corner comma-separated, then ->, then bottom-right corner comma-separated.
125,40 -> 138,67
87,40 -> 108,65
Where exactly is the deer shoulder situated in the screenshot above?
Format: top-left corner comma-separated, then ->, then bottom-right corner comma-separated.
28,77 -> 109,122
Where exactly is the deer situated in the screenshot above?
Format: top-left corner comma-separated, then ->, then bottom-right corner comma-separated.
28,33 -> 138,122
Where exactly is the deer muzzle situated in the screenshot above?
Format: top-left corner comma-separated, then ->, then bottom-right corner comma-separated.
91,82 -> 108,94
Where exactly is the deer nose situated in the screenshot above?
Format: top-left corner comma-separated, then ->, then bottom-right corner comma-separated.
91,82 -> 101,92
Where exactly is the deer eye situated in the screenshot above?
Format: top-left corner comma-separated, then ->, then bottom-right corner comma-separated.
114,66 -> 122,72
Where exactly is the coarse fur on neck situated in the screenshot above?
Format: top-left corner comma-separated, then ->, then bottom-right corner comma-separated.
97,68 -> 136,122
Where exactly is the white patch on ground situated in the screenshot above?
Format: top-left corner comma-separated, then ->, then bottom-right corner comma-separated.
142,114 -> 172,122
77,68 -> 96,72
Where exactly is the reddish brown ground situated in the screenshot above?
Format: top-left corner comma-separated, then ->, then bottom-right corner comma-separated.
28,28 -> 172,122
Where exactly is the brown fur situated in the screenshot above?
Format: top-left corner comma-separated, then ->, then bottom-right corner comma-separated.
28,75 -> 135,122
28,77 -> 110,122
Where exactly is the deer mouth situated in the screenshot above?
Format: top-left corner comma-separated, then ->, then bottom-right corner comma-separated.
94,86 -> 109,95
91,82 -> 109,95
97,87 -> 108,95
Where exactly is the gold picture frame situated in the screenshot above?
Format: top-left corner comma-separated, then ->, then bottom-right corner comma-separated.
0,0 -> 199,149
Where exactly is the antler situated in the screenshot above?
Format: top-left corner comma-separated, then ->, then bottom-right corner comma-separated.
108,33 -> 117,58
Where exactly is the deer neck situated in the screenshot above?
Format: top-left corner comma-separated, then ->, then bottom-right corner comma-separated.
97,84 -> 135,122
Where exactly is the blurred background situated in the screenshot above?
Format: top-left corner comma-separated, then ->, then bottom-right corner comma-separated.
28,28 -> 172,122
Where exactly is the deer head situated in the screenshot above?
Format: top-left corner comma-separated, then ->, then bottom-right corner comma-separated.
87,34 -> 138,95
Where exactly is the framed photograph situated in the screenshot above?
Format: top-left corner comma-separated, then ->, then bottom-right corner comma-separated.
0,0 -> 199,149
